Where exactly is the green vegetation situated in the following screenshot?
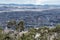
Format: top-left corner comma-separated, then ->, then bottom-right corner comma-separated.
0,20 -> 60,40
16,21 -> 24,32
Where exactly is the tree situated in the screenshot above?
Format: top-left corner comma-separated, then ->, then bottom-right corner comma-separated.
7,20 -> 16,29
29,28 -> 36,36
55,24 -> 60,33
16,21 -> 24,32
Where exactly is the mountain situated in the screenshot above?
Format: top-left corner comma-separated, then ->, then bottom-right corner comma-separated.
0,4 -> 60,11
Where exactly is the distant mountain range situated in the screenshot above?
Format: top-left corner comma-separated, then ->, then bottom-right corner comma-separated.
0,4 -> 60,11
0,4 -> 60,7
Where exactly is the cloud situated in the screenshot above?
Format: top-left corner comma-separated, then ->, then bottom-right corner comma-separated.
0,0 -> 46,4
0,0 -> 60,5
44,0 -> 60,4
34,0 -> 47,4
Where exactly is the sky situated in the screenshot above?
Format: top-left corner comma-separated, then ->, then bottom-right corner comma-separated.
0,0 -> 60,5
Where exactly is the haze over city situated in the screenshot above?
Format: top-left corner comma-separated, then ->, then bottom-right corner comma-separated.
0,0 -> 60,5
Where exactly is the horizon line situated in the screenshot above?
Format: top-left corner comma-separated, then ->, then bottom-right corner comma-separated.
0,3 -> 60,5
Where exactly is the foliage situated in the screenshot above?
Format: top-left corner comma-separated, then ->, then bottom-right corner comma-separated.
1,20 -> 60,40
16,20 -> 24,32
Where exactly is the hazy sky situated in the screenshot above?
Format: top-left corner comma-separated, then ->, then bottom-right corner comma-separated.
0,0 -> 60,5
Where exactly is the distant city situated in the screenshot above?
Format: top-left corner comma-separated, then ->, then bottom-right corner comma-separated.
0,4 -> 60,28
